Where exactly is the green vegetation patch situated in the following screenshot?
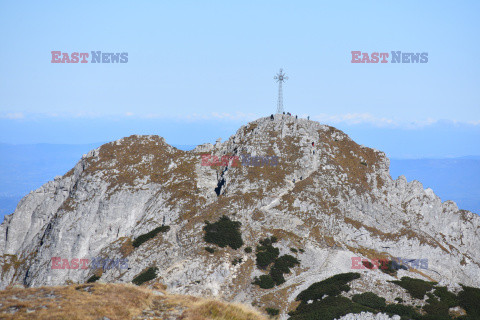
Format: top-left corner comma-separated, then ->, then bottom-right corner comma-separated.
266,307 -> 279,316
269,254 -> 300,286
252,275 -> 275,289
287,274 -> 480,320
458,285 -> 480,318
295,273 -> 361,303
255,237 -> 280,269
132,266 -> 158,286
352,292 -> 386,310
203,216 -> 243,250
433,286 -> 459,308
132,225 -> 170,248
288,296 -> 372,320
252,237 -> 300,289
389,276 -> 437,300
205,247 -> 215,253
384,304 -> 422,319
422,293 -> 451,320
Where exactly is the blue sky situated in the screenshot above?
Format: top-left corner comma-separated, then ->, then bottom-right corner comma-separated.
1,0 -> 479,158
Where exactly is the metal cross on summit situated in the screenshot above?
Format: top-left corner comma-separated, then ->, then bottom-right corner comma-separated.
274,68 -> 288,114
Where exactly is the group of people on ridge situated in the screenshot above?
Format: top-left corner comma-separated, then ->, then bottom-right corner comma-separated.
269,113 -> 309,120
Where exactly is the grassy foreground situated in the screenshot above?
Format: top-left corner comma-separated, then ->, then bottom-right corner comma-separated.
0,282 -> 268,320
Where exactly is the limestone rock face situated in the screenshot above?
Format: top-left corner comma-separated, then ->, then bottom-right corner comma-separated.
1,116 -> 479,317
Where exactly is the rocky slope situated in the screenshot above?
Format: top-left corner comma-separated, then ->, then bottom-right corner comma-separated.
0,115 -> 479,318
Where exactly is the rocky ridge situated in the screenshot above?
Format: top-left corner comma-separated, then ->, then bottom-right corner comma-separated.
0,115 -> 479,319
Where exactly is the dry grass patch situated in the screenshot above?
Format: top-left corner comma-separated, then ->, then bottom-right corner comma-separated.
229,258 -> 256,293
81,135 -> 199,197
0,283 -> 153,320
183,194 -> 247,226
346,245 -> 390,261
259,284 -> 299,317
63,167 -> 74,178
0,283 -> 268,320
242,123 -> 258,136
57,196 -> 76,212
320,126 -> 385,193
408,268 -> 437,282
181,299 -> 267,320
119,237 -> 134,257
264,228 -> 303,245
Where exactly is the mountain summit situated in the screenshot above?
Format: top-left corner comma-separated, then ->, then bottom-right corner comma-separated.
1,115 -> 479,318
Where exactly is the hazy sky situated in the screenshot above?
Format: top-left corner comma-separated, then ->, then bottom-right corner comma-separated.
1,1 -> 479,157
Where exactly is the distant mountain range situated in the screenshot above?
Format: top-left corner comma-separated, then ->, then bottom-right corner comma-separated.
0,143 -> 478,219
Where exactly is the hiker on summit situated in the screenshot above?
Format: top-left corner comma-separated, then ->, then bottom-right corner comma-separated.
270,114 -> 274,120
